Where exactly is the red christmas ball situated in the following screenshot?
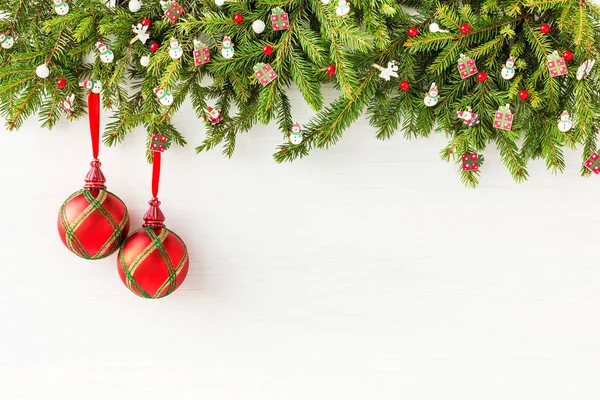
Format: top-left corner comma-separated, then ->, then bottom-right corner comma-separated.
149,42 -> 159,53
519,90 -> 529,100
262,45 -> 273,55
327,64 -> 336,75
57,161 -> 130,260
407,27 -> 419,37
140,17 -> 151,27
460,24 -> 471,34
400,80 -> 410,91
57,78 -> 67,89
118,198 -> 189,299
540,24 -> 551,34
562,50 -> 573,61
477,71 -> 488,82
234,13 -> 244,24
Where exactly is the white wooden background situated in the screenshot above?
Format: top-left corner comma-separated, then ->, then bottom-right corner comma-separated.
1,86 -> 599,399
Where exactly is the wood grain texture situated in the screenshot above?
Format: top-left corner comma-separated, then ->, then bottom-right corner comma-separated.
1,87 -> 599,400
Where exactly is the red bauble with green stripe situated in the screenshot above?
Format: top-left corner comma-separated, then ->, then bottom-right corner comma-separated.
117,198 -> 189,299
57,160 -> 130,260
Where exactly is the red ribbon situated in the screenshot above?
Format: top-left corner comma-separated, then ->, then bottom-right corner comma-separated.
88,92 -> 100,159
152,151 -> 161,198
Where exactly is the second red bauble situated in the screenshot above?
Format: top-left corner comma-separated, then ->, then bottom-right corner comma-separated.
118,227 -> 189,299
117,198 -> 189,299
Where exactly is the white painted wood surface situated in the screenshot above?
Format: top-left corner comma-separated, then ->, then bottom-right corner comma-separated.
1,87 -> 599,399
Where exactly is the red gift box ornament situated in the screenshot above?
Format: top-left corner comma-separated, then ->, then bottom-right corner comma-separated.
547,51 -> 568,77
457,53 -> 478,79
494,104 -> 514,131
193,40 -> 210,66
150,134 -> 170,153
584,151 -> 600,175
462,153 -> 484,171
271,7 -> 289,31
160,1 -> 184,23
253,62 -> 277,86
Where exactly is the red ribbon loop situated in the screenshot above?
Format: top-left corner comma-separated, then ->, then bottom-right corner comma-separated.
152,151 -> 161,198
88,92 -> 100,159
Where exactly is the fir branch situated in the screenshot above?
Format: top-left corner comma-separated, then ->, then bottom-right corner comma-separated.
3,0 -> 600,187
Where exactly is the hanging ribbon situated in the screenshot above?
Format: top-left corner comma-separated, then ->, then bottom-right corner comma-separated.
83,91 -> 106,190
88,92 -> 101,159
144,133 -> 168,227
144,141 -> 166,228
152,151 -> 161,198
149,133 -> 169,197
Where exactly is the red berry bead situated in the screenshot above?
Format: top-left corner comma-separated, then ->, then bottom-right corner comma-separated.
562,50 -> 573,61
460,24 -> 471,34
519,90 -> 529,100
407,27 -> 419,37
400,80 -> 410,91
262,45 -> 273,55
149,42 -> 159,53
540,24 -> 551,34
327,65 -> 336,75
57,78 -> 67,89
140,17 -> 151,27
477,72 -> 488,82
234,13 -> 244,24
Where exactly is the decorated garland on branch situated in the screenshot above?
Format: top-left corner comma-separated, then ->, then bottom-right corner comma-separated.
1,0 -> 600,187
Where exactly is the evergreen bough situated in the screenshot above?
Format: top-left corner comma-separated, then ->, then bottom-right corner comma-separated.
1,0 -> 599,187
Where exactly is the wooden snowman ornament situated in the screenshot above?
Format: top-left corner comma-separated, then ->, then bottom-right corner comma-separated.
557,110 -> 573,133
424,82 -> 439,107
289,123 -> 304,145
221,36 -> 234,59
169,38 -> 183,60
501,57 -> 516,80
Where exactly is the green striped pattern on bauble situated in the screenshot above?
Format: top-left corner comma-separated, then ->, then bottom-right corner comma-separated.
57,189 -> 130,260
118,227 -> 189,299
